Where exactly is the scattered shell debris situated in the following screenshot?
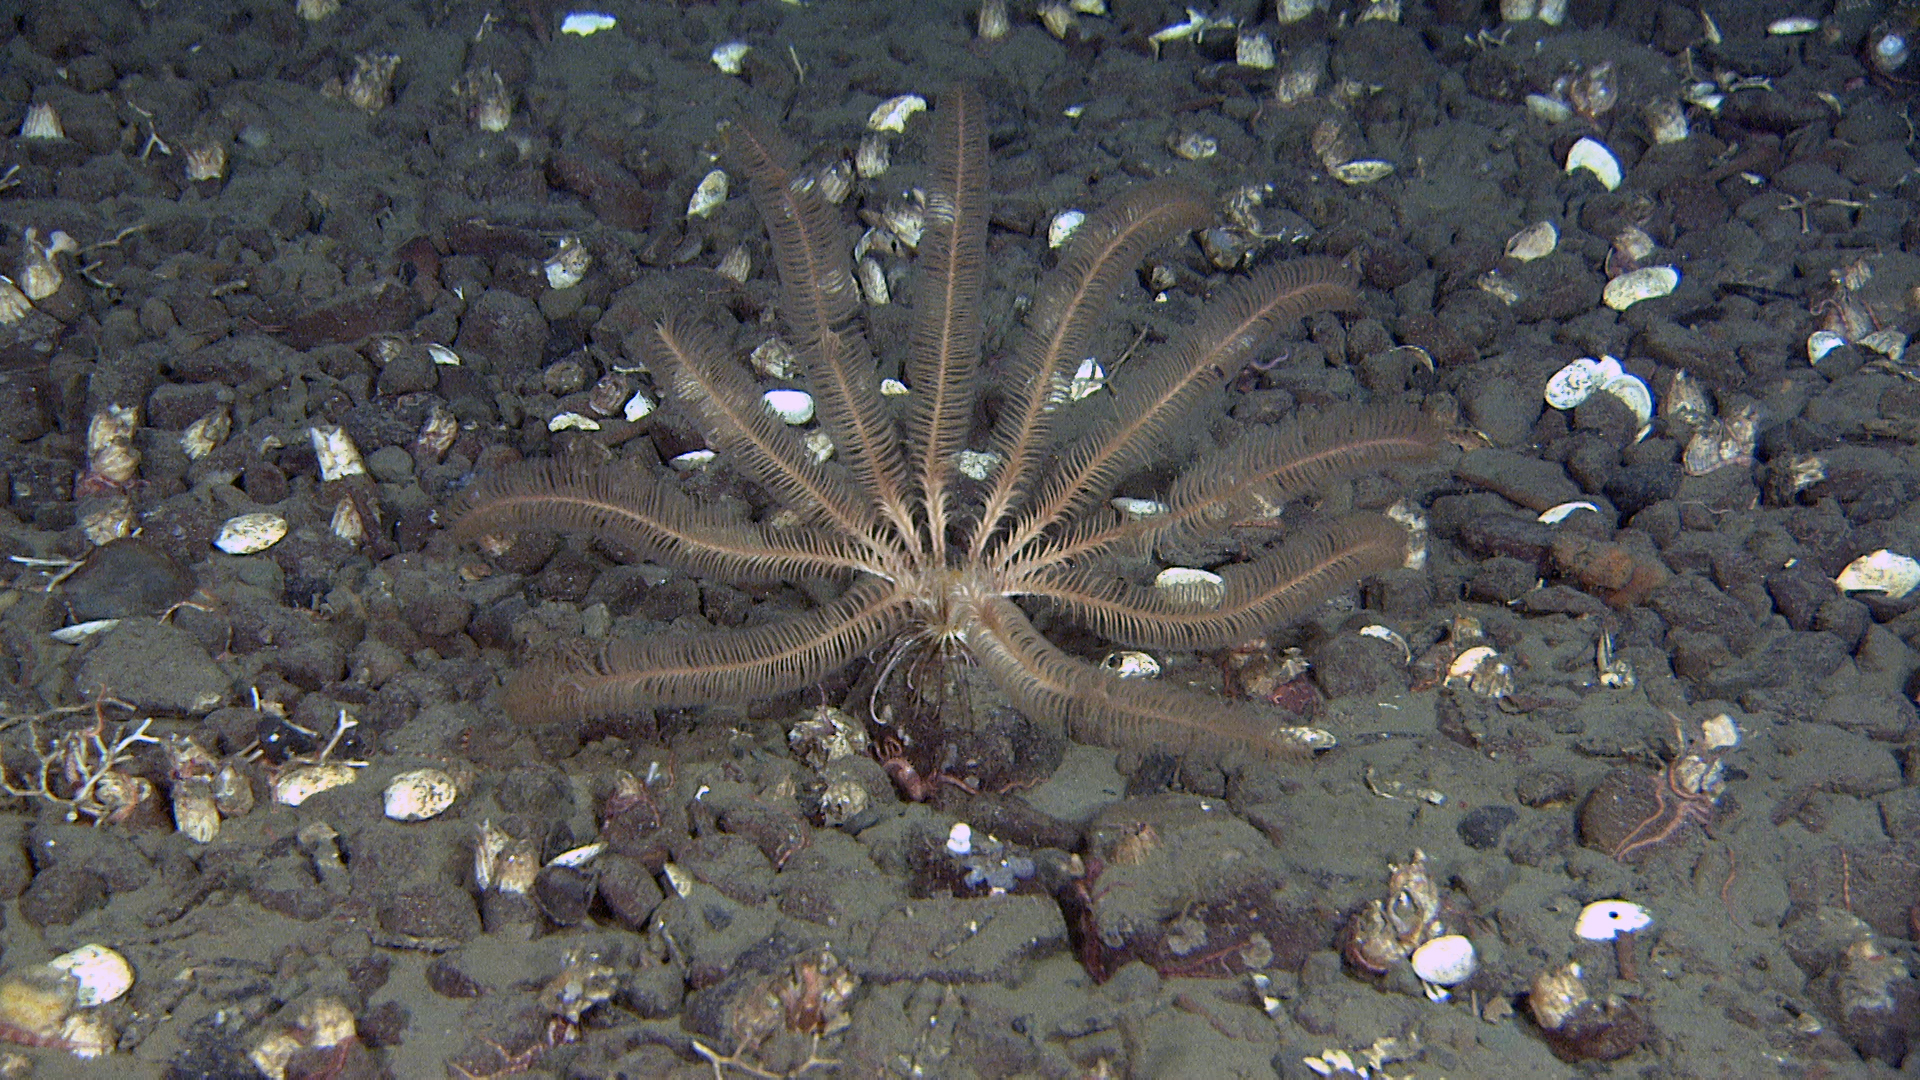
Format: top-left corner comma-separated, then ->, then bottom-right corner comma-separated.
1543,355 -> 1654,436
867,94 -> 927,133
687,169 -> 728,218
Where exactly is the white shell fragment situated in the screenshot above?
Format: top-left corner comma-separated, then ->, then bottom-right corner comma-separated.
1538,501 -> 1601,524
1544,356 -> 1654,432
1603,266 -> 1679,311
1154,567 -> 1226,608
1808,330 -> 1848,362
879,378 -> 910,397
1700,712 -> 1740,750
1357,624 -> 1411,662
1101,650 -> 1162,678
1332,160 -> 1396,185
1410,935 -> 1477,987
762,389 -> 815,425
1767,16 -> 1820,34
384,768 -> 458,821
867,94 -> 928,133
273,763 -> 360,806
955,449 -> 1000,481
1110,497 -> 1168,519
559,11 -> 616,35
668,449 -> 716,471
1573,899 -> 1652,941
1505,221 -> 1558,261
51,619 -> 120,644
623,391 -> 656,423
710,41 -> 752,75
946,822 -> 973,856
549,841 -> 605,868
1049,210 -> 1086,249
1835,549 -> 1920,599
427,343 -> 462,366
687,169 -> 729,218
1565,137 -> 1622,191
1068,357 -> 1107,401
548,412 -> 600,432
311,425 -> 365,481
214,513 -> 289,555
1544,356 -> 1603,409
47,945 -> 133,1008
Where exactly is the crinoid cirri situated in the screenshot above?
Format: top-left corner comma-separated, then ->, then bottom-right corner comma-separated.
450,87 -> 1438,773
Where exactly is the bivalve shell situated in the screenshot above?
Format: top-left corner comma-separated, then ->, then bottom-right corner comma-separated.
1808,330 -> 1849,362
1101,651 -> 1161,678
1835,549 -> 1920,599
548,412 -> 600,432
1332,160 -> 1395,185
710,41 -> 751,75
172,777 -> 220,843
559,11 -> 615,35
1154,567 -> 1226,608
214,513 -> 289,555
1573,900 -> 1651,940
1602,266 -> 1678,311
955,449 -> 1000,481
273,763 -> 360,807
763,389 -> 815,425
1544,356 -> 1605,410
1410,935 -> 1477,988
623,391 -> 656,423
1049,210 -> 1086,249
47,946 -> 133,1008
310,425 -> 365,481
668,449 -> 716,471
687,169 -> 728,218
867,94 -> 928,133
384,768 -> 458,821
1505,221 -> 1558,261
1564,137 -> 1622,191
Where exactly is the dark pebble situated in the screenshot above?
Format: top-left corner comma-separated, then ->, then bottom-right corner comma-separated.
63,538 -> 194,619
19,865 -> 108,927
426,957 -> 486,999
597,853 -> 665,930
377,885 -> 480,942
1456,805 -> 1519,850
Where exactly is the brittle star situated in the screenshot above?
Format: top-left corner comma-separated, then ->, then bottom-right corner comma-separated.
1610,717 -> 1721,862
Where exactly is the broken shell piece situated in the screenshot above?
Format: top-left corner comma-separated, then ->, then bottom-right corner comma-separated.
342,52 -> 400,113
173,777 -> 221,842
1445,645 -> 1511,698
452,68 -> 512,132
0,278 -> 31,324
1526,93 -> 1574,123
51,619 -> 120,644
1333,160 -> 1395,185
1700,713 -> 1739,750
763,389 -> 815,425
1506,221 -> 1558,261
955,449 -> 999,481
214,513 -> 289,555
273,763 -> 360,807
750,338 -> 798,379
1603,266 -> 1679,311
544,237 -> 591,290
1858,328 -> 1908,362
19,103 -> 63,140
1808,330 -> 1849,363
687,169 -> 728,218
668,449 -> 715,471
855,134 -> 891,179
1102,651 -> 1161,679
310,425 -> 365,481
1110,497 -> 1168,519
623,391 -> 655,423
1236,30 -> 1276,69
559,11 -> 615,34
1539,501 -> 1601,525
710,41 -> 751,75
1049,210 -> 1086,249
1644,99 -> 1688,144
1068,357 -> 1107,401
46,946 -> 132,1008
715,245 -> 751,284
867,94 -> 928,133
19,229 -> 75,301
179,408 -> 231,460
1564,137 -> 1622,191
86,405 -> 141,484
1767,15 -> 1819,34
330,497 -> 364,544
946,822 -> 973,856
1154,567 -> 1226,608
879,378 -> 910,397
1573,900 -> 1651,940
1169,130 -> 1218,161
548,412 -> 600,433
1358,624 -> 1411,662
384,768 -> 458,821
1834,549 -> 1920,599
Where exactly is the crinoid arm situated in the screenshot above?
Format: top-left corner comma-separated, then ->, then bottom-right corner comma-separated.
964,596 -> 1321,762
505,579 -> 911,723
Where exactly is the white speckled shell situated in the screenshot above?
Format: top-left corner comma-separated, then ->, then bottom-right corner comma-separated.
214,513 -> 288,555
47,945 -> 133,1007
384,768 -> 458,821
1835,549 -> 1920,599
1564,137 -> 1621,190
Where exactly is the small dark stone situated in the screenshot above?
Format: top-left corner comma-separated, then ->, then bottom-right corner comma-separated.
1514,768 -> 1576,809
274,635 -> 346,691
426,957 -> 486,999
1456,804 -> 1519,850
534,864 -> 594,926
63,538 -> 194,620
1603,462 -> 1681,517
533,546 -> 597,602
377,884 -> 480,942
358,1000 -> 410,1050
377,353 -> 437,396
493,765 -> 573,817
19,865 -> 108,927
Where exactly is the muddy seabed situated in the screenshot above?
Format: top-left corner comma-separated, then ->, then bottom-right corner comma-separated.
0,0 -> 1916,1076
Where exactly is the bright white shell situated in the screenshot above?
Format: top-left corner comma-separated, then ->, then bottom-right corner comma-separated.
1603,266 -> 1679,311
1574,899 -> 1652,940
1410,934 -> 1477,986
946,822 -> 973,856
311,425 -> 365,481
1700,713 -> 1740,750
1102,651 -> 1162,678
1358,624 -> 1411,662
1154,567 -> 1225,607
763,389 -> 815,425
1544,357 -> 1603,410
548,412 -> 601,432
879,378 -> 910,397
1835,549 -> 1920,599
710,41 -> 751,75
623,391 -> 655,423
559,11 -> 616,35
1069,357 -> 1107,401
1767,16 -> 1819,34
273,763 -> 360,806
1538,501 -> 1601,524
867,94 -> 928,133
1333,160 -> 1395,185
214,513 -> 289,555
1605,371 -> 1655,428
1506,221 -> 1557,261
427,343 -> 461,366
668,449 -> 716,471
1807,330 -> 1848,362
1049,210 -> 1086,249
687,169 -> 728,219
1110,497 -> 1168,519
47,945 -> 133,1008
1565,137 -> 1622,191
384,768 -> 458,821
